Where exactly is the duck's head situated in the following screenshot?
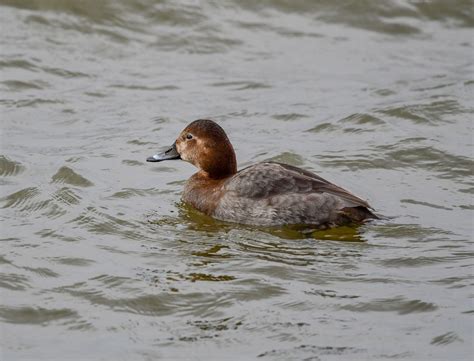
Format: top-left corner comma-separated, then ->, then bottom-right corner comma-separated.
147,119 -> 237,179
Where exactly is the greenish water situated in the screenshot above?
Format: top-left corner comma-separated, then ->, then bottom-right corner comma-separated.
1,1 -> 473,360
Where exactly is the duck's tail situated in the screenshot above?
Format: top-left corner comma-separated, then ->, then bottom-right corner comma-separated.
338,206 -> 379,224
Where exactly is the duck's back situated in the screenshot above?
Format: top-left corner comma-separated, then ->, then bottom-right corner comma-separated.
213,162 -> 376,227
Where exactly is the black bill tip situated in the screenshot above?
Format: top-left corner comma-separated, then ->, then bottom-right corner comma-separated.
147,143 -> 180,162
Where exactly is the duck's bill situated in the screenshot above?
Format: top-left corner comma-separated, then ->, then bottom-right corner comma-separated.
146,143 -> 180,162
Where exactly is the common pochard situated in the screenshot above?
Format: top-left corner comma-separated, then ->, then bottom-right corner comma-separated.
147,119 -> 377,228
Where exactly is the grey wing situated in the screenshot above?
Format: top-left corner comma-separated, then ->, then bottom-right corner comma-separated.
225,162 -> 372,209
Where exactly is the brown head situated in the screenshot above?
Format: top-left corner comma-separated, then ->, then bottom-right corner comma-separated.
147,119 -> 237,179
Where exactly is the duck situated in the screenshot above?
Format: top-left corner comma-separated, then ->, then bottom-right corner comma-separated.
147,119 -> 377,228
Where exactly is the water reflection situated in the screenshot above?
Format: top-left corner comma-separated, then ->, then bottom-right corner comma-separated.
151,201 -> 370,243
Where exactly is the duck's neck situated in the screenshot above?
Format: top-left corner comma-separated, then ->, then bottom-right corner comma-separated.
205,164 -> 237,180
199,144 -> 237,180
183,171 -> 227,216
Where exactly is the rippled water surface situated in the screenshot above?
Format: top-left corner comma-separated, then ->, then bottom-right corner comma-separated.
1,1 -> 473,360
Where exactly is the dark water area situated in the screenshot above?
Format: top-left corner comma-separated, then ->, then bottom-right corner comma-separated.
1,0 -> 473,360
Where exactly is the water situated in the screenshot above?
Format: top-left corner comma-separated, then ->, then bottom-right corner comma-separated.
1,0 -> 473,360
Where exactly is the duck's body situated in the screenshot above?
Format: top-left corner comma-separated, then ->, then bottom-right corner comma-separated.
147,119 -> 377,228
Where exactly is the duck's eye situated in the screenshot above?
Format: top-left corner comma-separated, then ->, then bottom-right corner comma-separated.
186,134 -> 193,140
